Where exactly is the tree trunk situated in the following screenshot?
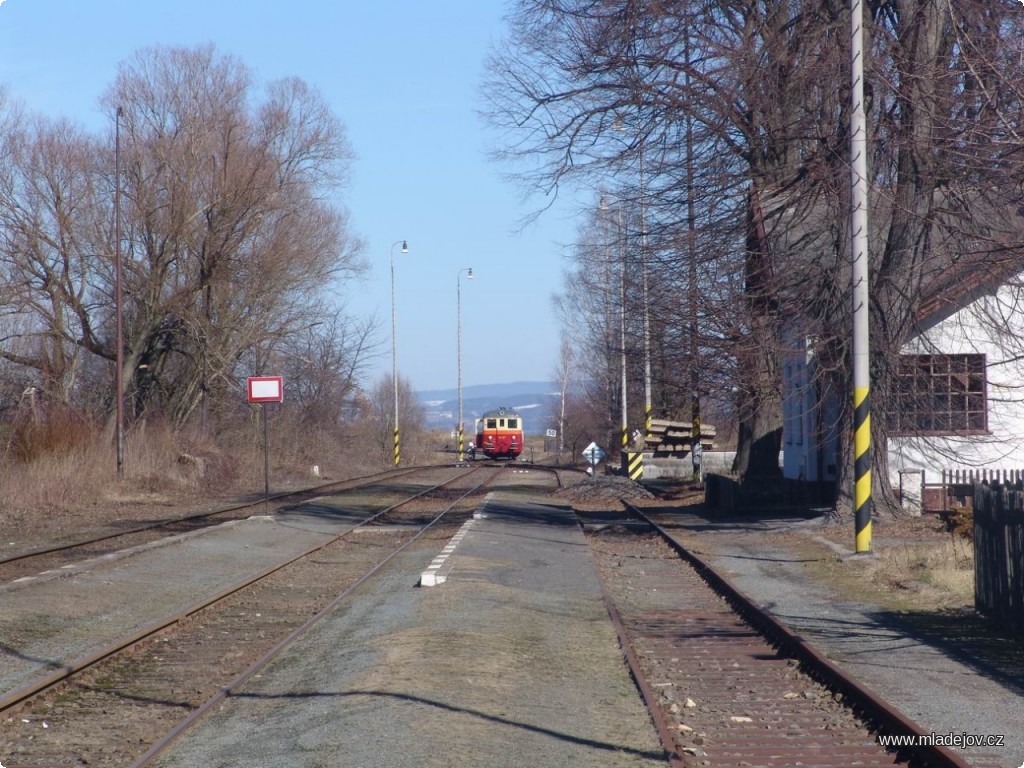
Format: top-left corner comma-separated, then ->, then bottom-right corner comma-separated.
734,185 -> 783,481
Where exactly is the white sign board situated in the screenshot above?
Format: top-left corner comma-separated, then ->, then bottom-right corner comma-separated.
546,429 -> 557,438
581,441 -> 605,465
247,376 -> 284,403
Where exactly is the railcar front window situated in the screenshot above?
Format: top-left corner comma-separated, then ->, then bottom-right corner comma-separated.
508,419 -> 518,428
486,419 -> 497,429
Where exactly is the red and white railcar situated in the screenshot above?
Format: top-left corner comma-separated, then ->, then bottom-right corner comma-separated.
474,407 -> 523,459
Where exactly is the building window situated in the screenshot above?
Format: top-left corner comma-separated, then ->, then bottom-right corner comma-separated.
889,354 -> 987,436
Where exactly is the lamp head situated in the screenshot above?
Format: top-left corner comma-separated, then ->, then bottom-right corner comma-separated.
467,267 -> 474,279
401,240 -> 409,253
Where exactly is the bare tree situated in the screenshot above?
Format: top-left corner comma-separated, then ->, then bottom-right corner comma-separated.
547,332 -> 574,461
0,45 -> 368,442
0,112 -> 107,404
359,374 -> 427,467
489,0 -> 1024,516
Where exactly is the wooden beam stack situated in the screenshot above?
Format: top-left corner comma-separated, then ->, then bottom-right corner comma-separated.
644,419 -> 716,457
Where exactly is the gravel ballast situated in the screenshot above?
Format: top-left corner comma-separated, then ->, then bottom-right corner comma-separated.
655,511 -> 1023,767
0,516 -> 335,695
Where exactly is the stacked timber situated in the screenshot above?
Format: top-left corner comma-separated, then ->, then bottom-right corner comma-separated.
645,419 -> 715,458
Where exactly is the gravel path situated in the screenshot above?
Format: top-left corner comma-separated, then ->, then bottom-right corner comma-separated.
153,492 -> 667,768
657,512 -> 1023,768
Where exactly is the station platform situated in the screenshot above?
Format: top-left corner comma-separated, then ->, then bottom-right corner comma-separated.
152,492 -> 667,768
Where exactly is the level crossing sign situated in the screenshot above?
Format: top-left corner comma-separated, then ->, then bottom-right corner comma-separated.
581,441 -> 605,466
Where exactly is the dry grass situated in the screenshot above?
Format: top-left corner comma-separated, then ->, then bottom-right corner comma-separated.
871,534 -> 975,607
0,413 -> 393,547
791,515 -> 976,613
1,446 -> 111,512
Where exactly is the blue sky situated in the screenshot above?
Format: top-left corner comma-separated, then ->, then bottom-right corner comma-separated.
0,0 -> 580,392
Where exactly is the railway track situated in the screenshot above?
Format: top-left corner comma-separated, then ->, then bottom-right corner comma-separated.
0,465 -> 431,584
0,464 -> 501,767
586,502 -> 997,768
7,465 -> 994,767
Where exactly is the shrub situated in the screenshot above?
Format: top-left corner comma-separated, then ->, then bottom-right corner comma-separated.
7,404 -> 96,463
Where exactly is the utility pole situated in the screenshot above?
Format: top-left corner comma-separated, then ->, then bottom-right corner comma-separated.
850,0 -> 872,553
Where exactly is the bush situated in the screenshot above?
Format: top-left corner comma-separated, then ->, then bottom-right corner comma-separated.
6,404 -> 96,462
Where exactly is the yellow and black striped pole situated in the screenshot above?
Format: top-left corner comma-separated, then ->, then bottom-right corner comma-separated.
393,427 -> 400,467
850,0 -> 872,553
853,387 -> 872,552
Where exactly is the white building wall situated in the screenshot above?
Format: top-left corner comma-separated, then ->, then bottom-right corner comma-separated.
781,329 -> 839,484
890,279 -> 1024,484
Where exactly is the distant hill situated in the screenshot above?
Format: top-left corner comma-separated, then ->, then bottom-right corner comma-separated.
417,381 -> 559,435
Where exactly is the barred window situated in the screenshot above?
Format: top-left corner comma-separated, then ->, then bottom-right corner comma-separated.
889,354 -> 987,436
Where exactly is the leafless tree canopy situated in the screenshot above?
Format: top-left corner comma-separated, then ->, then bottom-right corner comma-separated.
487,0 -> 1024,513
0,45 -> 368,436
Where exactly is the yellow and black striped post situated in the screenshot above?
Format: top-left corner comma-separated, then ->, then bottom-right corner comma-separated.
644,405 -> 652,439
393,427 -> 400,467
458,428 -> 464,462
623,451 -> 643,481
854,387 -> 872,552
850,0 -> 872,554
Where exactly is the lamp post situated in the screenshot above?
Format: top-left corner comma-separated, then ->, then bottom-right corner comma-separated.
639,135 -> 652,440
683,35 -> 702,483
599,194 -> 628,453
114,106 -> 124,479
620,229 -> 628,453
615,112 -> 653,440
390,239 -> 409,466
457,267 -> 474,461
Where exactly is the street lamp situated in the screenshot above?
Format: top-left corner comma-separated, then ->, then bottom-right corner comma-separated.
599,194 -> 628,452
114,105 -> 124,479
639,141 -> 652,440
615,112 -> 653,439
457,267 -> 474,461
390,239 -> 409,466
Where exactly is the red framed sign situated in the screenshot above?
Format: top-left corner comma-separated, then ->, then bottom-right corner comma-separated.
247,376 -> 284,403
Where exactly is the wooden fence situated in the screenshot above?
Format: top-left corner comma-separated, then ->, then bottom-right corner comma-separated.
924,468 -> 1024,511
972,482 -> 1024,631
